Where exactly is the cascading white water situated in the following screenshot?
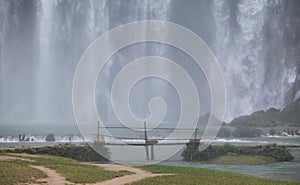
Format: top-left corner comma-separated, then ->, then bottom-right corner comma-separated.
213,0 -> 300,121
0,0 -> 8,79
0,0 -> 299,125
37,0 -> 55,122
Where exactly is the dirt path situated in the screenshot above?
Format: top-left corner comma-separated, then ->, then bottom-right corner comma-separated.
1,154 -> 170,185
30,166 -> 71,185
90,164 -> 170,185
0,155 -> 35,162
29,164 -> 169,185
7,153 -> 41,158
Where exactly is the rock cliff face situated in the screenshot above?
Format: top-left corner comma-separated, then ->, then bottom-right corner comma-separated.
280,98 -> 300,125
230,98 -> 300,127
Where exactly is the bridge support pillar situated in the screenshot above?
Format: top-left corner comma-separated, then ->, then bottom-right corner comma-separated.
150,145 -> 154,160
144,145 -> 155,161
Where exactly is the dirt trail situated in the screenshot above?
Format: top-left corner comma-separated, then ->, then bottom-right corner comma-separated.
90,164 -> 171,185
1,154 -> 171,185
7,153 -> 41,158
30,165 -> 71,185
0,155 -> 35,162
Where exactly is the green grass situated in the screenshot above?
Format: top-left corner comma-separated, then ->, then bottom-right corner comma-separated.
138,165 -> 241,176
207,154 -> 276,165
25,155 -> 133,183
133,165 -> 300,185
0,160 -> 47,185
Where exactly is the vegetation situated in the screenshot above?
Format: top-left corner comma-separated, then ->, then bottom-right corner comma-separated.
1,152 -> 298,185
6,143 -> 109,161
30,155 -> 132,183
134,165 -> 300,185
0,160 -> 46,185
0,154 -> 132,184
182,143 -> 294,162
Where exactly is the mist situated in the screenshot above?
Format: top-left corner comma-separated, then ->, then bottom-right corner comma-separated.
0,0 -> 299,129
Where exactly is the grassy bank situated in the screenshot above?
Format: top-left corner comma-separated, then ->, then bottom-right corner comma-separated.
0,160 -> 46,185
135,165 -> 300,185
30,154 -> 132,183
1,153 -> 299,185
0,154 -> 132,184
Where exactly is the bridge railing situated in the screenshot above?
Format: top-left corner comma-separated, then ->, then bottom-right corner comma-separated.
93,122 -> 201,145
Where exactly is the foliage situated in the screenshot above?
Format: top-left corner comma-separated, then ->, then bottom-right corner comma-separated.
182,143 -> 294,162
6,143 -> 109,161
31,155 -> 132,183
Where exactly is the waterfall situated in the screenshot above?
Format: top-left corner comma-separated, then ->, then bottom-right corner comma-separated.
212,0 -> 300,121
0,0 -> 299,125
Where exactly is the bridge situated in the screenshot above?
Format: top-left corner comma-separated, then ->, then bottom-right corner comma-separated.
93,121 -> 200,161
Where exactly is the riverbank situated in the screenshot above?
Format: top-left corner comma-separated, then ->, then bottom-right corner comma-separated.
162,147 -> 300,182
2,143 -> 300,182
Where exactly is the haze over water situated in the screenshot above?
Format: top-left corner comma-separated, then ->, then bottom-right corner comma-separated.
0,0 -> 299,128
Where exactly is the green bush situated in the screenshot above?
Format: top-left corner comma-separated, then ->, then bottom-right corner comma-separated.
182,143 -> 294,162
6,144 -> 109,162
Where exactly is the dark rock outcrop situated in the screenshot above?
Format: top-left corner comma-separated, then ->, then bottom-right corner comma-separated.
230,98 -> 300,126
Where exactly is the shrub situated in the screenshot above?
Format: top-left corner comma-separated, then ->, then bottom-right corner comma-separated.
6,144 -> 109,162
182,143 -> 294,162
